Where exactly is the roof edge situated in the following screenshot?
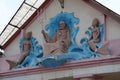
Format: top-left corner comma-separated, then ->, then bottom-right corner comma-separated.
83,0 -> 120,23
2,0 -> 53,49
2,0 -> 120,49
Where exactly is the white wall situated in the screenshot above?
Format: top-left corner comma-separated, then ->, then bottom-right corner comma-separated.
4,0 -> 120,56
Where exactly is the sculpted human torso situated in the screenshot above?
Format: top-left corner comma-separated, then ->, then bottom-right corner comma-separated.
42,21 -> 70,56
91,27 -> 100,43
57,29 -> 68,40
6,32 -> 33,69
22,40 -> 31,52
88,18 -> 109,55
56,28 -> 70,47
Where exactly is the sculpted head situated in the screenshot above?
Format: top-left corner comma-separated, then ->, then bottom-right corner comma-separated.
25,31 -> 32,40
59,21 -> 66,29
92,18 -> 100,27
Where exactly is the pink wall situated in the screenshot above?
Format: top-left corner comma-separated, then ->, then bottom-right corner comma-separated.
0,54 -> 20,72
109,39 -> 120,56
0,39 -> 120,73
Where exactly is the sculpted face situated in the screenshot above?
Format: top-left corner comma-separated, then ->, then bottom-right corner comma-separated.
59,21 -> 66,29
25,32 -> 32,40
92,18 -> 99,27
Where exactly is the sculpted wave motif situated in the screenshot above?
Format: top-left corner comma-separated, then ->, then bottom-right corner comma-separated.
39,13 -> 109,67
6,12 -> 109,69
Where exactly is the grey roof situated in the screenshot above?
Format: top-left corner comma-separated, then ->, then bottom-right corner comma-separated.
0,0 -> 45,46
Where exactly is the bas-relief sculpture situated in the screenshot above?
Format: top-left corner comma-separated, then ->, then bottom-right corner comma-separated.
87,18 -> 109,55
30,12 -> 80,67
80,18 -> 109,58
6,32 -> 43,69
39,13 -> 109,67
42,21 -> 70,56
6,12 -> 109,69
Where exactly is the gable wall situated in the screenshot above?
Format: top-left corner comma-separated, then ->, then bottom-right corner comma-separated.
4,0 -> 120,56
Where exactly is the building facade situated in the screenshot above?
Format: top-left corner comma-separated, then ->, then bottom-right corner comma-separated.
0,0 -> 120,80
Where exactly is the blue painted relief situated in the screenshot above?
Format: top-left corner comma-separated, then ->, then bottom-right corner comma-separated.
45,12 -> 79,48
80,24 -> 104,47
38,12 -> 108,67
17,37 -> 43,68
79,24 -> 105,58
36,12 -> 81,67
7,12 -> 109,69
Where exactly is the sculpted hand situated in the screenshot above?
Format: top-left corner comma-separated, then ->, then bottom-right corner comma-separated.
41,30 -> 45,34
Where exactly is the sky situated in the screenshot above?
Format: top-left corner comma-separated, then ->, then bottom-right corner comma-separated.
0,0 -> 24,33
0,0 -> 120,34
96,0 -> 120,15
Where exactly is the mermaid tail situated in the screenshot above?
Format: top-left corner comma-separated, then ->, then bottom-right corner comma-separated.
98,43 -> 109,55
6,60 -> 17,70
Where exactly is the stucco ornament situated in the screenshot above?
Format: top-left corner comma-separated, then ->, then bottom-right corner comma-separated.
80,18 -> 109,58
58,0 -> 64,9
39,13 -> 109,67
18,36 -> 43,68
6,12 -> 109,69
6,32 -> 43,69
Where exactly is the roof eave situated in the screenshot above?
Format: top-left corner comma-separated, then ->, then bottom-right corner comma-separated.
83,0 -> 120,23
2,0 -> 53,49
1,0 -> 120,50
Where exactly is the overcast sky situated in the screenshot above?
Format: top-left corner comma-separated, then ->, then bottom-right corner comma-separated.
0,0 -> 120,33
0,0 -> 24,33
96,0 -> 120,15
